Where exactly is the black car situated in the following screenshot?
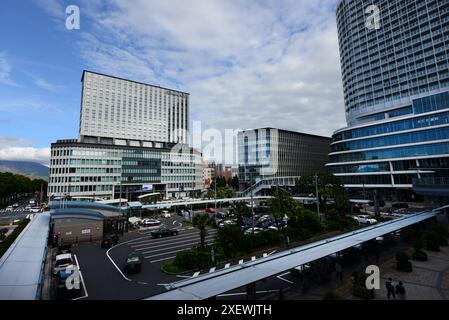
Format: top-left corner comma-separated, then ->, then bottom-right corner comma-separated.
124,252 -> 143,274
101,234 -> 119,248
150,225 -> 179,238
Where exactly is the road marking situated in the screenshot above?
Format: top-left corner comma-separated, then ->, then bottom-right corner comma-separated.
130,229 -> 217,246
131,232 -> 216,248
139,240 -> 214,254
150,256 -> 176,263
176,275 -> 191,278
106,240 -> 136,282
72,254 -> 89,300
217,290 -> 279,297
277,272 -> 294,284
172,220 -> 177,225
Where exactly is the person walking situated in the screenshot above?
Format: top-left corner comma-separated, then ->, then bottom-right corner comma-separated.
335,260 -> 343,282
395,281 -> 406,300
385,278 -> 396,299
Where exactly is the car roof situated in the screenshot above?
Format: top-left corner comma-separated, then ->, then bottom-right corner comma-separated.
56,253 -> 72,260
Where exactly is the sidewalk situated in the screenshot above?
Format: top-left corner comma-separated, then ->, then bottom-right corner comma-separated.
374,246 -> 449,300
272,244 -> 449,300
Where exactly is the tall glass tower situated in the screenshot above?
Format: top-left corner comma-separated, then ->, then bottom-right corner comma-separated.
327,0 -> 449,198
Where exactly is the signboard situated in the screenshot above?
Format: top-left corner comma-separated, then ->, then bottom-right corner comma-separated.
142,184 -> 154,191
81,229 -> 91,235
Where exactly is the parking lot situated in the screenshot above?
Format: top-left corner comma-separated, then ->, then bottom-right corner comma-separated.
66,215 -> 218,299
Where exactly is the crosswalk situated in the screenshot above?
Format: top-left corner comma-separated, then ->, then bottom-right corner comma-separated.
127,229 -> 218,263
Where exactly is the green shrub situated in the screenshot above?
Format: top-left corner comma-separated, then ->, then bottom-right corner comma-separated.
396,251 -> 413,272
352,272 -> 375,300
173,246 -> 211,270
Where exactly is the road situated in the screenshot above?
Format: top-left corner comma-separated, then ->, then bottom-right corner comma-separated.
71,220 -> 218,300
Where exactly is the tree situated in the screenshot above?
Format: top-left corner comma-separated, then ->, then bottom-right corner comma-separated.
229,201 -> 252,226
266,190 -> 299,220
192,213 -> 212,248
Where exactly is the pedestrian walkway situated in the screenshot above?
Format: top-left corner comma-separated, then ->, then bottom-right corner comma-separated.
375,246 -> 449,300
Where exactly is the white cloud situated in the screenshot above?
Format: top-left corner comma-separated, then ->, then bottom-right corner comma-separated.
33,77 -> 64,92
0,136 -> 50,165
0,52 -> 17,86
72,0 -> 345,140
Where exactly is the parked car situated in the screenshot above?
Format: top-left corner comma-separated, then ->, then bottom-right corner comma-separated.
215,212 -> 228,219
352,215 -> 378,225
218,220 -> 237,228
101,234 -> 119,248
142,218 -> 161,227
53,253 -> 74,275
244,227 -> 262,235
161,210 -> 171,218
151,225 -> 179,238
124,252 -> 143,274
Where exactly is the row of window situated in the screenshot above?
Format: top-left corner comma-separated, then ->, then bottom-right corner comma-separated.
340,174 -> 416,186
329,141 -> 449,163
334,110 -> 449,142
332,125 -> 449,152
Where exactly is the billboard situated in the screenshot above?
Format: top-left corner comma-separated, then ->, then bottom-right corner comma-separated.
142,184 -> 154,191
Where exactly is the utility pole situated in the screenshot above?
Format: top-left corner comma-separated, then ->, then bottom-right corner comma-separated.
214,164 -> 217,213
250,170 -> 255,234
315,174 -> 320,221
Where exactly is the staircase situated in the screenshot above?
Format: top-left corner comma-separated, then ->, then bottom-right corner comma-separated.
237,176 -> 300,198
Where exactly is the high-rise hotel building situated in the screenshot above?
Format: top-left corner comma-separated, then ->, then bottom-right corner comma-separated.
48,71 -> 203,200
327,0 -> 449,197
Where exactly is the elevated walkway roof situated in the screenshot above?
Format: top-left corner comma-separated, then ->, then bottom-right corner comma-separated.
148,210 -> 438,300
0,212 -> 50,300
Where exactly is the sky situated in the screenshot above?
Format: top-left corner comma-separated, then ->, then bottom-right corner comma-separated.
0,0 -> 346,165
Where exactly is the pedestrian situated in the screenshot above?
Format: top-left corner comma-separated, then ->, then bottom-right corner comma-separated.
335,260 -> 343,282
395,281 -> 406,300
385,278 -> 396,299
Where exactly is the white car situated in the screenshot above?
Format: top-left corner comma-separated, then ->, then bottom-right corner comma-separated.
161,211 -> 171,218
53,253 -> 74,275
218,220 -> 237,228
142,218 -> 161,227
352,215 -> 377,225
244,227 -> 262,235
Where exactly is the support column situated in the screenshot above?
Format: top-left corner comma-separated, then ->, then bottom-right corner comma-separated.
246,282 -> 256,300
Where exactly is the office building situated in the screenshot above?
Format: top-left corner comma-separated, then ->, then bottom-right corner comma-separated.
238,128 -> 331,184
48,71 -> 203,200
327,0 -> 449,198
